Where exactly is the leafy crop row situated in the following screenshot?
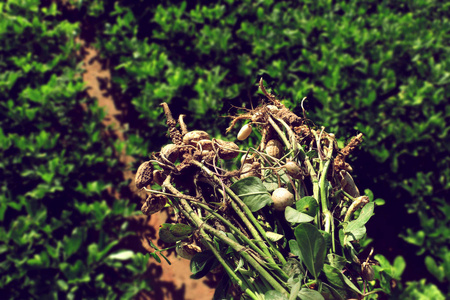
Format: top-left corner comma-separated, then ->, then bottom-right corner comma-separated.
0,1 -> 149,298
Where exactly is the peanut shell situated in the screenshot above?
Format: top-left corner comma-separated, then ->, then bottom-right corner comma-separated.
153,170 -> 166,186
161,144 -> 179,163
284,161 -> 302,179
176,242 -> 202,260
183,130 -> 210,145
196,139 -> 213,151
240,162 -> 261,179
135,161 -> 153,189
272,188 -> 294,211
265,139 -> 284,159
361,263 -> 374,281
215,139 -> 239,160
237,124 -> 252,141
141,194 -> 167,215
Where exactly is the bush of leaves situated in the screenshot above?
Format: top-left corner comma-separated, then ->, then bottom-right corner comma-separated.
0,1 -> 149,298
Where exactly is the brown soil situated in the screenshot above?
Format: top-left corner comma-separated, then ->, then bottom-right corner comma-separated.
81,44 -> 217,300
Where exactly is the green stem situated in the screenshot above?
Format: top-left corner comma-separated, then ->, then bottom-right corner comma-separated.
271,114 -> 299,155
228,186 -> 287,266
194,202 -> 268,262
344,196 -> 369,223
317,136 -> 336,252
191,160 -> 287,265
267,116 -> 291,149
241,275 -> 264,298
178,197 -> 289,296
302,153 -> 320,226
319,160 -> 332,221
201,231 -> 260,300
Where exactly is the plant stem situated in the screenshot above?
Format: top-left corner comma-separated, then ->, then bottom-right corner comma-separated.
271,114 -> 299,155
196,201 -> 289,281
344,196 -> 370,223
267,116 -> 291,149
317,136 -> 336,252
191,160 -> 287,265
177,195 -> 289,297
194,202 -> 268,260
201,231 -> 260,300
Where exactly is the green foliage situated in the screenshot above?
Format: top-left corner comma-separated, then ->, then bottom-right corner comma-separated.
374,255 -> 446,299
399,279 -> 446,300
285,206 -> 314,224
159,223 -> 194,243
230,176 -> 273,212
0,1 -> 148,298
294,223 -> 326,280
190,251 -> 219,280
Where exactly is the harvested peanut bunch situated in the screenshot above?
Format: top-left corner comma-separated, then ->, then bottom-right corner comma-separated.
134,79 -> 380,299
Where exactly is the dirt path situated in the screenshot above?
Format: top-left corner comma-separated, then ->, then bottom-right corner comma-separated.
81,44 -> 216,300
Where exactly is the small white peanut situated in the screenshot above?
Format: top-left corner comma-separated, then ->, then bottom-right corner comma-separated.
237,124 -> 252,141
284,161 -> 302,179
272,188 -> 294,211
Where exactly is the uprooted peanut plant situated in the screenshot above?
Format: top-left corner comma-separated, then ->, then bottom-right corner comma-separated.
135,79 -> 382,300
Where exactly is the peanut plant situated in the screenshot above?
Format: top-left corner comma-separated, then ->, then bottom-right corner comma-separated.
135,79 -> 383,300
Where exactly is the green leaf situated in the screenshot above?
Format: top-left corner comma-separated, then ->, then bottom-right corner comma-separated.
294,223 -> 326,279
327,254 -> 348,270
306,150 -> 317,158
97,240 -> 120,262
283,258 -> 304,278
266,231 -> 284,242
425,256 -> 444,282
344,202 -> 374,232
296,196 -> 319,217
159,223 -> 191,243
64,228 -> 84,259
0,245 -> 8,255
345,226 -> 366,243
190,250 -> 217,279
87,243 -> 100,265
213,274 -> 232,300
319,230 -> 332,252
374,254 -> 391,269
289,239 -> 301,257
321,282 -> 346,300
265,290 -> 289,300
27,251 -> 50,268
263,169 -> 290,193
233,257 -> 245,272
170,223 -> 194,237
374,198 -> 385,206
323,264 -> 362,295
393,256 -> 406,278
230,177 -> 273,212
60,260 -> 85,281
289,280 -> 301,300
297,288 -> 324,300
150,252 -> 161,263
57,279 -> 68,291
285,206 -> 314,223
